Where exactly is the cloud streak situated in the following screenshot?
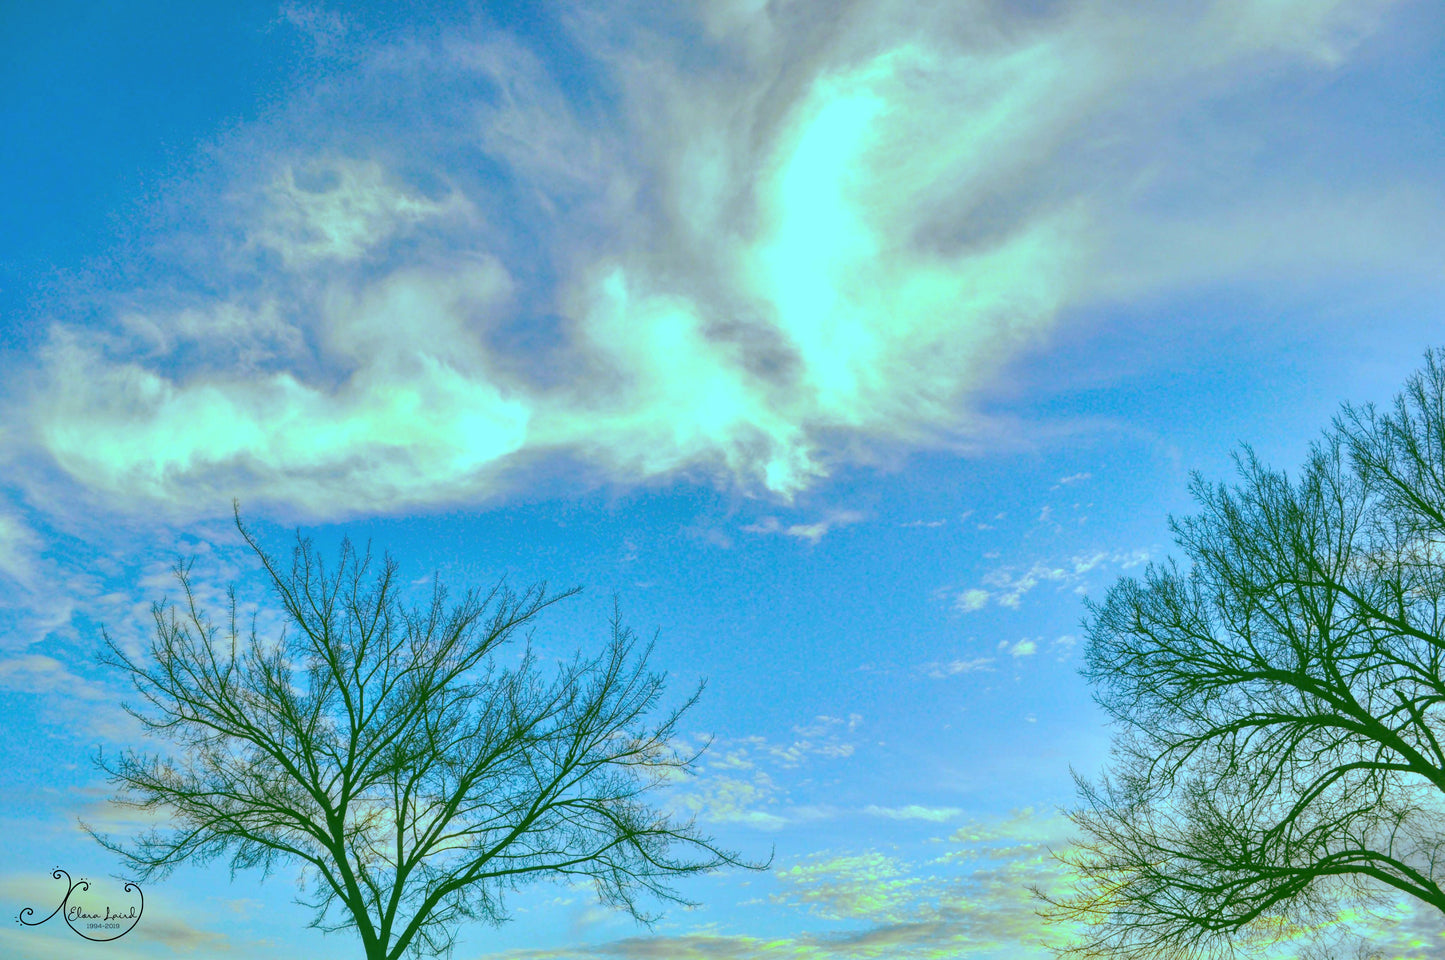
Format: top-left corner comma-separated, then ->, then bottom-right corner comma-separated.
668,715 -> 863,828
478,807 -> 1085,959
954,548 -> 1150,613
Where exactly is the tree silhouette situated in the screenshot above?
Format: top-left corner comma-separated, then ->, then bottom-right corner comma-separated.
1046,352 -> 1445,958
91,511 -> 755,960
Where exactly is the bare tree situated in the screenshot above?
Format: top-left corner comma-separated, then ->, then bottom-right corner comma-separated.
1044,352 -> 1445,959
90,511 -> 755,960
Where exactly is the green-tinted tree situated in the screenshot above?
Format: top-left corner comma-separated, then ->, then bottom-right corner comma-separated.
1046,353 -> 1445,958
91,512 -> 754,960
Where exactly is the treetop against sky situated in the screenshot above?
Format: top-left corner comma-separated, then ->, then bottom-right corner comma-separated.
1,1 -> 1444,958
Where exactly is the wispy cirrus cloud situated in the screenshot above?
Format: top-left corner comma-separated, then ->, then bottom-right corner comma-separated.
953,549 -> 1150,613
1,0 -> 1424,520
863,804 -> 963,823
774,851 -> 925,924
1001,638 -> 1037,658
478,808 -> 1081,959
0,508 -> 41,589
923,657 -> 994,679
742,510 -> 865,544
245,157 -> 475,267
666,715 -> 863,829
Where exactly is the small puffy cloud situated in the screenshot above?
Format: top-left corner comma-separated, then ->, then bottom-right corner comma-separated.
740,517 -> 784,535
955,588 -> 990,613
767,740 -> 855,765
1002,638 -> 1037,658
1069,551 -> 1109,575
1115,549 -> 1151,569
803,713 -> 863,734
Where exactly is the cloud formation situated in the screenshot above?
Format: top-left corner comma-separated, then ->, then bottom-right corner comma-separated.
954,548 -> 1150,613
742,510 -> 865,544
4,0 -> 1424,518
669,715 -> 863,828
862,804 -> 963,823
480,807 -> 1082,959
923,657 -> 994,679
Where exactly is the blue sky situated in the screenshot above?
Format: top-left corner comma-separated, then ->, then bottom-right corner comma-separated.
2,1 -> 1444,958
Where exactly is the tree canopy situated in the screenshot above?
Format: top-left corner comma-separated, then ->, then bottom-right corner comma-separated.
1048,352 -> 1445,959
91,513 -> 753,960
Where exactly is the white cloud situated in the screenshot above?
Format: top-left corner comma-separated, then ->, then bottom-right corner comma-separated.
1003,639 -> 1037,658
925,657 -> 995,678
278,1 -> 350,55
0,653 -> 108,700
673,716 -> 863,828
476,803 -> 1444,960
247,157 -> 474,266
0,507 -> 41,590
0,653 -> 138,740
743,510 -> 865,544
864,804 -> 964,822
942,807 -> 1077,862
767,714 -> 863,766
5,0 -> 1426,520
773,851 -> 923,923
672,772 -> 787,831
955,588 -> 990,613
955,548 -> 1152,612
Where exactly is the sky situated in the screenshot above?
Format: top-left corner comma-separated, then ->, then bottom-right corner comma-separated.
1,1 -> 1444,958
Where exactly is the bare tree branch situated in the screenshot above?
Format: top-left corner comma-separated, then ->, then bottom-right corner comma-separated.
1042,351 -> 1445,959
88,508 -> 763,960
